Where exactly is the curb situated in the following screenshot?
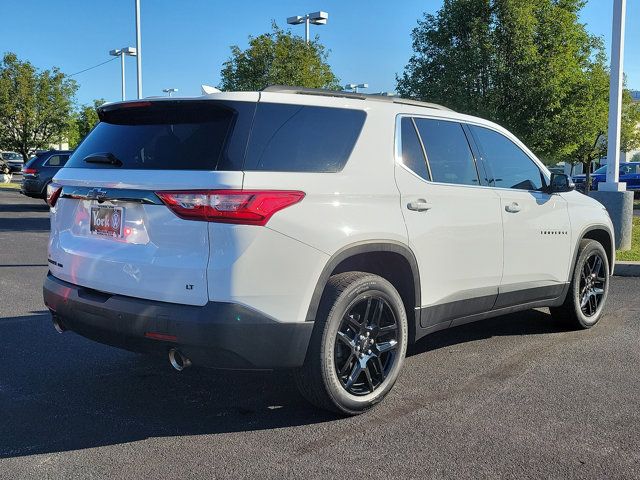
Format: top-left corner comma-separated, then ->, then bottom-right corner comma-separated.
614,261 -> 640,278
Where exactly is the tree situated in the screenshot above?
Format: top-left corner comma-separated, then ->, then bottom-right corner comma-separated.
396,0 -> 624,193
0,52 -> 77,160
219,23 -> 339,91
575,88 -> 640,192
620,89 -> 640,154
67,99 -> 105,149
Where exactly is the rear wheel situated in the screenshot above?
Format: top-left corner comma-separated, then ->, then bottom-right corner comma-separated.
295,272 -> 408,415
550,239 -> 609,329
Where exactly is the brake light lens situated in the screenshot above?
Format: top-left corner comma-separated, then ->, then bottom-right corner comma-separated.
22,168 -> 37,175
156,190 -> 305,225
46,183 -> 62,207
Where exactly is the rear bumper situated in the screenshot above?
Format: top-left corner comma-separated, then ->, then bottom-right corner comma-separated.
21,178 -> 46,197
43,273 -> 314,369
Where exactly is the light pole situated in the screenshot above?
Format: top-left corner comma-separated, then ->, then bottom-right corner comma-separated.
163,88 -> 178,97
591,0 -> 634,251
287,11 -> 328,43
345,83 -> 368,93
109,47 -> 137,101
135,0 -> 142,98
603,0 -> 626,191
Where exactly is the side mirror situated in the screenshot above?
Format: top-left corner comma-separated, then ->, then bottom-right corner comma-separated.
548,173 -> 575,193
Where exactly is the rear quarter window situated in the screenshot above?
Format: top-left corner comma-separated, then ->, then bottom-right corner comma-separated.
243,103 -> 366,172
44,155 -> 70,167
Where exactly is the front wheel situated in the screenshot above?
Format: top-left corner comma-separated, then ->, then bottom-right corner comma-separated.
295,272 -> 408,415
550,239 -> 610,329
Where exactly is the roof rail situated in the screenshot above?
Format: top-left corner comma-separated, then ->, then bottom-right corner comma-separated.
261,85 -> 453,111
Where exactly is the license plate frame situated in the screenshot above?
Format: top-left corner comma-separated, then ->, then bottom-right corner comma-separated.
90,205 -> 124,238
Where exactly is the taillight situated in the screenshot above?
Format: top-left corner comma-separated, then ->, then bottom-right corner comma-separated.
46,183 -> 62,207
156,190 -> 305,225
22,168 -> 37,175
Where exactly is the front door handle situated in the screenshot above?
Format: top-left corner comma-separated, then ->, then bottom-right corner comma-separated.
407,199 -> 432,212
505,202 -> 521,213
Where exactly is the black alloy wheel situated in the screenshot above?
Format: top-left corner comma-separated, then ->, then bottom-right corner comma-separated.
334,296 -> 399,396
578,252 -> 607,317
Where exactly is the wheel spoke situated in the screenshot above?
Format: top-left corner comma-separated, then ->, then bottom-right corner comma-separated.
361,298 -> 372,329
582,262 -> 591,280
375,357 -> 386,380
592,256 -> 602,276
580,292 -> 590,309
589,294 -> 598,313
377,339 -> 398,354
345,362 -> 363,389
363,365 -> 375,391
337,331 -> 355,350
346,313 -> 361,332
338,353 -> 355,375
379,322 -> 397,333
370,298 -> 384,328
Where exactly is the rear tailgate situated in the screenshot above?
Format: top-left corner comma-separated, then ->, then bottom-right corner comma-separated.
48,98 -> 255,306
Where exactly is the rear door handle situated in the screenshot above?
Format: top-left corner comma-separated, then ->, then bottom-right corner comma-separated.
505,202 -> 521,213
407,199 -> 432,212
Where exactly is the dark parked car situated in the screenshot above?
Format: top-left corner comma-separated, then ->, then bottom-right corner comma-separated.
572,162 -> 640,195
21,150 -> 73,200
1,151 -> 24,173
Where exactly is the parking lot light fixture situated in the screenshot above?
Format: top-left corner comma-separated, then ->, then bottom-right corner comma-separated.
109,47 -> 137,101
287,11 -> 328,43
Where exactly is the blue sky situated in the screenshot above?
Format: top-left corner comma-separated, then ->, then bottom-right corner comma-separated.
3,0 -> 639,106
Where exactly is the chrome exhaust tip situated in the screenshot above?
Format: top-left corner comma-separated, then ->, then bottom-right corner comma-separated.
52,315 -> 65,333
168,348 -> 191,371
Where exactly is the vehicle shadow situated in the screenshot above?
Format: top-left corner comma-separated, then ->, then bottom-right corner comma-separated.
0,308 -> 565,459
408,307 -> 569,357
0,217 -> 49,232
0,202 -> 49,213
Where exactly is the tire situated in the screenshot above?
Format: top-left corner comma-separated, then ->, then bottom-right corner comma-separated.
550,239 -> 610,329
294,272 -> 408,415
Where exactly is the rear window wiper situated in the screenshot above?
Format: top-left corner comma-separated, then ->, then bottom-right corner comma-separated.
83,153 -> 123,167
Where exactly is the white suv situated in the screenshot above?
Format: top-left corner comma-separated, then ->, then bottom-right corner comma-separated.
44,86 -> 614,415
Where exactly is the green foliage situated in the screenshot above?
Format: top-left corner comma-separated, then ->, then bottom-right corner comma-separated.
620,90 -> 640,153
67,99 -> 105,149
0,52 -> 77,160
616,216 -> 640,261
396,0 -> 616,175
219,23 -> 339,91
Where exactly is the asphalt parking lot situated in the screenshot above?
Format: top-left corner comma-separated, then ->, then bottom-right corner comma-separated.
1,188 -> 639,479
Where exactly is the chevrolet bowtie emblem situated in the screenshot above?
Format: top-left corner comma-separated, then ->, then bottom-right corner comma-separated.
87,188 -> 108,200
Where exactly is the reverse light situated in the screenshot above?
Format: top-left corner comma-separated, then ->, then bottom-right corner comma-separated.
46,183 -> 63,207
156,190 -> 305,225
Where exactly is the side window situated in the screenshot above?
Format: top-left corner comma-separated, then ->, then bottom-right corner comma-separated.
399,117 -> 430,180
413,118 -> 479,186
59,155 -> 70,166
244,103 -> 366,172
45,155 -> 62,166
470,125 -> 544,191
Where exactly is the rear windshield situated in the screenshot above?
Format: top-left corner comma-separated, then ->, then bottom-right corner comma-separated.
65,100 -> 365,172
65,101 -> 255,170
